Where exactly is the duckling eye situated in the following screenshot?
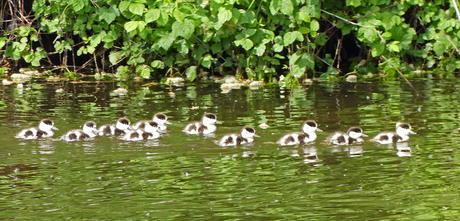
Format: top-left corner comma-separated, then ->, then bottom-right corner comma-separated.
245,127 -> 254,133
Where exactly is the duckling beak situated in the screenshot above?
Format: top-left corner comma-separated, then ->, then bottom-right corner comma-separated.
215,120 -> 222,124
409,130 -> 417,134
52,126 -> 59,130
253,134 -> 260,138
165,121 -> 172,125
316,128 -> 323,132
361,133 -> 368,137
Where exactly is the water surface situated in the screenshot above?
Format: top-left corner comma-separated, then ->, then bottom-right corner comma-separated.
1,78 -> 460,219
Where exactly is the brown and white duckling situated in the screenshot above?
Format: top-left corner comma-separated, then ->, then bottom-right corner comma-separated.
122,120 -> 161,141
98,117 -> 131,136
326,127 -> 368,145
15,119 -> 59,139
277,120 -> 322,146
132,113 -> 171,132
183,113 -> 221,135
372,122 -> 416,144
216,126 -> 260,147
60,121 -> 99,142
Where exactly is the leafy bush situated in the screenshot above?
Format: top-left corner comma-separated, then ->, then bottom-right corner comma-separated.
1,0 -> 460,82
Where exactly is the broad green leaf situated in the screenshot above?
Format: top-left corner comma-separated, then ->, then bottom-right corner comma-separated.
0,37 -> 7,49
136,65 -> 152,78
124,21 -> 138,32
388,41 -> 400,52
185,66 -> 197,82
234,38 -> 254,51
270,0 -> 280,15
218,8 -> 232,24
157,11 -> 169,26
72,0 -> 86,12
211,43 -> 221,54
109,51 -> 121,64
100,7 -> 117,24
284,32 -> 296,45
284,31 -> 303,46
289,52 -> 301,66
310,20 -> 320,32
371,42 -> 385,57
129,3 -> 144,16
17,27 -> 30,36
273,43 -> 283,52
433,41 -> 445,56
151,60 -> 165,69
346,0 -> 361,7
201,54 -> 214,69
254,44 -> 266,56
172,20 -> 195,39
173,8 -> 183,22
298,27 -> 310,34
158,33 -> 174,50
298,12 -> 310,22
145,9 -> 160,23
119,1 -> 130,12
292,64 -> 306,78
280,0 -> 293,16
137,21 -> 146,32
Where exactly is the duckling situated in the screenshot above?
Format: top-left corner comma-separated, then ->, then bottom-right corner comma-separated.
326,127 -> 368,145
278,120 -> 322,146
183,113 -> 221,135
98,117 -> 131,136
122,120 -> 161,141
372,122 -> 416,144
132,113 -> 171,132
16,119 -> 59,139
121,129 -> 157,141
60,121 -> 99,142
217,126 -> 260,146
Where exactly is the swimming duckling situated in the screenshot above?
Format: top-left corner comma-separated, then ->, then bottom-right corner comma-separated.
277,120 -> 322,146
183,113 -> 221,135
121,129 -> 157,141
132,113 -> 171,132
98,117 -> 131,136
122,120 -> 161,141
372,122 -> 416,144
60,121 -> 99,142
16,119 -> 59,139
326,127 -> 368,145
217,126 -> 260,147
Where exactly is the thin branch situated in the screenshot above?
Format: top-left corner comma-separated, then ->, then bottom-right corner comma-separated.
441,30 -> 460,56
321,9 -> 385,43
381,55 -> 419,97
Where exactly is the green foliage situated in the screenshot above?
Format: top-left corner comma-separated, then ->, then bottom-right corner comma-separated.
2,0 -> 460,82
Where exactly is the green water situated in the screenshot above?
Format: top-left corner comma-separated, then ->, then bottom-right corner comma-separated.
1,78 -> 460,219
